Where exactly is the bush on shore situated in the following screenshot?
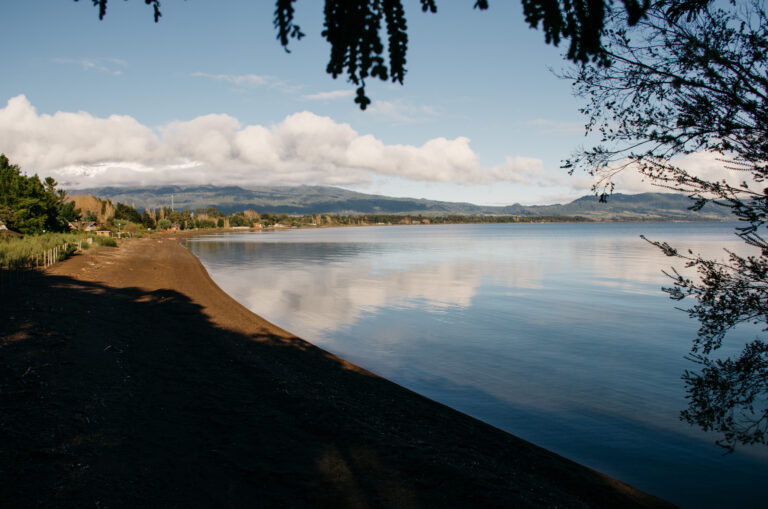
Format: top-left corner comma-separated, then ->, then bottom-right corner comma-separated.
94,236 -> 117,247
0,233 -> 90,269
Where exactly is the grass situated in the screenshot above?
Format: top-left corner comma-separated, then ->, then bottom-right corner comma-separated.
93,236 -> 117,247
0,232 -> 93,269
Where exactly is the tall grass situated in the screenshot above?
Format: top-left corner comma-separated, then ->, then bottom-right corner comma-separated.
93,235 -> 117,247
0,232 -> 90,269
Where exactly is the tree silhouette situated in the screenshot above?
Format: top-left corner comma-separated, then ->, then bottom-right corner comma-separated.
564,0 -> 768,451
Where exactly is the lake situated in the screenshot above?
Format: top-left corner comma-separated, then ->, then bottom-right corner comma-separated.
185,222 -> 767,508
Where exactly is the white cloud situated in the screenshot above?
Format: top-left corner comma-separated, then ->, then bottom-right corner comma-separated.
528,118 -> 584,136
367,99 -> 439,123
191,72 -> 301,94
1,95 -> 162,172
191,72 -> 272,87
604,152 -> 760,195
53,57 -> 127,76
0,94 -> 544,189
302,90 -> 355,101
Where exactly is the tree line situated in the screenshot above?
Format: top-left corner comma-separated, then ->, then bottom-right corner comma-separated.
1,155 -> 593,236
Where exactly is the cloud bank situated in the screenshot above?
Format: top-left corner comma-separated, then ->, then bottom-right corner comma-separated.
603,151 -> 760,195
0,95 -> 545,189
302,90 -> 354,100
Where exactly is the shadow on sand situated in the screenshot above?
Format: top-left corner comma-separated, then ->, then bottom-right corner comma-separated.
0,270 -> 672,508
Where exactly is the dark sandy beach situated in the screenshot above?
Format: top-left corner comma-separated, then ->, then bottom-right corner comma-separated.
0,234 -> 675,508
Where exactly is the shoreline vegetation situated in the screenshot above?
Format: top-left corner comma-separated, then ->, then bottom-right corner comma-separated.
0,232 -> 675,507
0,153 -> 728,271
0,188 -> 731,271
0,211 -> 719,271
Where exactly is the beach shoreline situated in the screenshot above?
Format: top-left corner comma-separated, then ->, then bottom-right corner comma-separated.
1,233 -> 674,507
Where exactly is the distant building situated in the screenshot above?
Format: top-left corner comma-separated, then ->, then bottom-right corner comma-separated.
0,223 -> 22,237
67,221 -> 98,232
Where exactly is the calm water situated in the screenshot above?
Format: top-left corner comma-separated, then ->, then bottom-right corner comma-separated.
186,223 -> 767,507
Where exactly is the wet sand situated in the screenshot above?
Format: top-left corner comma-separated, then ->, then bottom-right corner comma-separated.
0,234 -> 675,507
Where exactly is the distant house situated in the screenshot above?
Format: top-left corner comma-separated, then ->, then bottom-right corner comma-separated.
0,223 -> 23,238
170,223 -> 181,231
94,228 -> 113,237
68,221 -> 98,232
252,222 -> 263,229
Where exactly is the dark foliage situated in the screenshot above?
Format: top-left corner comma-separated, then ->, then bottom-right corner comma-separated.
114,202 -> 143,224
76,0 -> 162,22
566,1 -> 768,451
228,213 -> 252,227
0,154 -> 79,234
141,211 -> 156,229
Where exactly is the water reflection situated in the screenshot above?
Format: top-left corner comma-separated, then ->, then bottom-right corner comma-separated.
186,224 -> 767,508
191,231 -> 552,334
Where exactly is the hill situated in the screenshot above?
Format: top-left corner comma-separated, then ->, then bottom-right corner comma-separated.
66,184 -> 732,221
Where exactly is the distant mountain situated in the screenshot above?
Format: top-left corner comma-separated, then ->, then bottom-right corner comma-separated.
521,193 -> 732,221
66,184 -> 732,221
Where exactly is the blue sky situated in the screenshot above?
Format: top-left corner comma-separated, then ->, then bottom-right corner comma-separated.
2,0 -> 614,205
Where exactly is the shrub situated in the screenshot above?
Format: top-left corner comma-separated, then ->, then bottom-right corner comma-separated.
94,236 -> 117,247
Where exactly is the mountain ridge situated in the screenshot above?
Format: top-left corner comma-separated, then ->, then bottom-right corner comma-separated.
66,184 -> 732,221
